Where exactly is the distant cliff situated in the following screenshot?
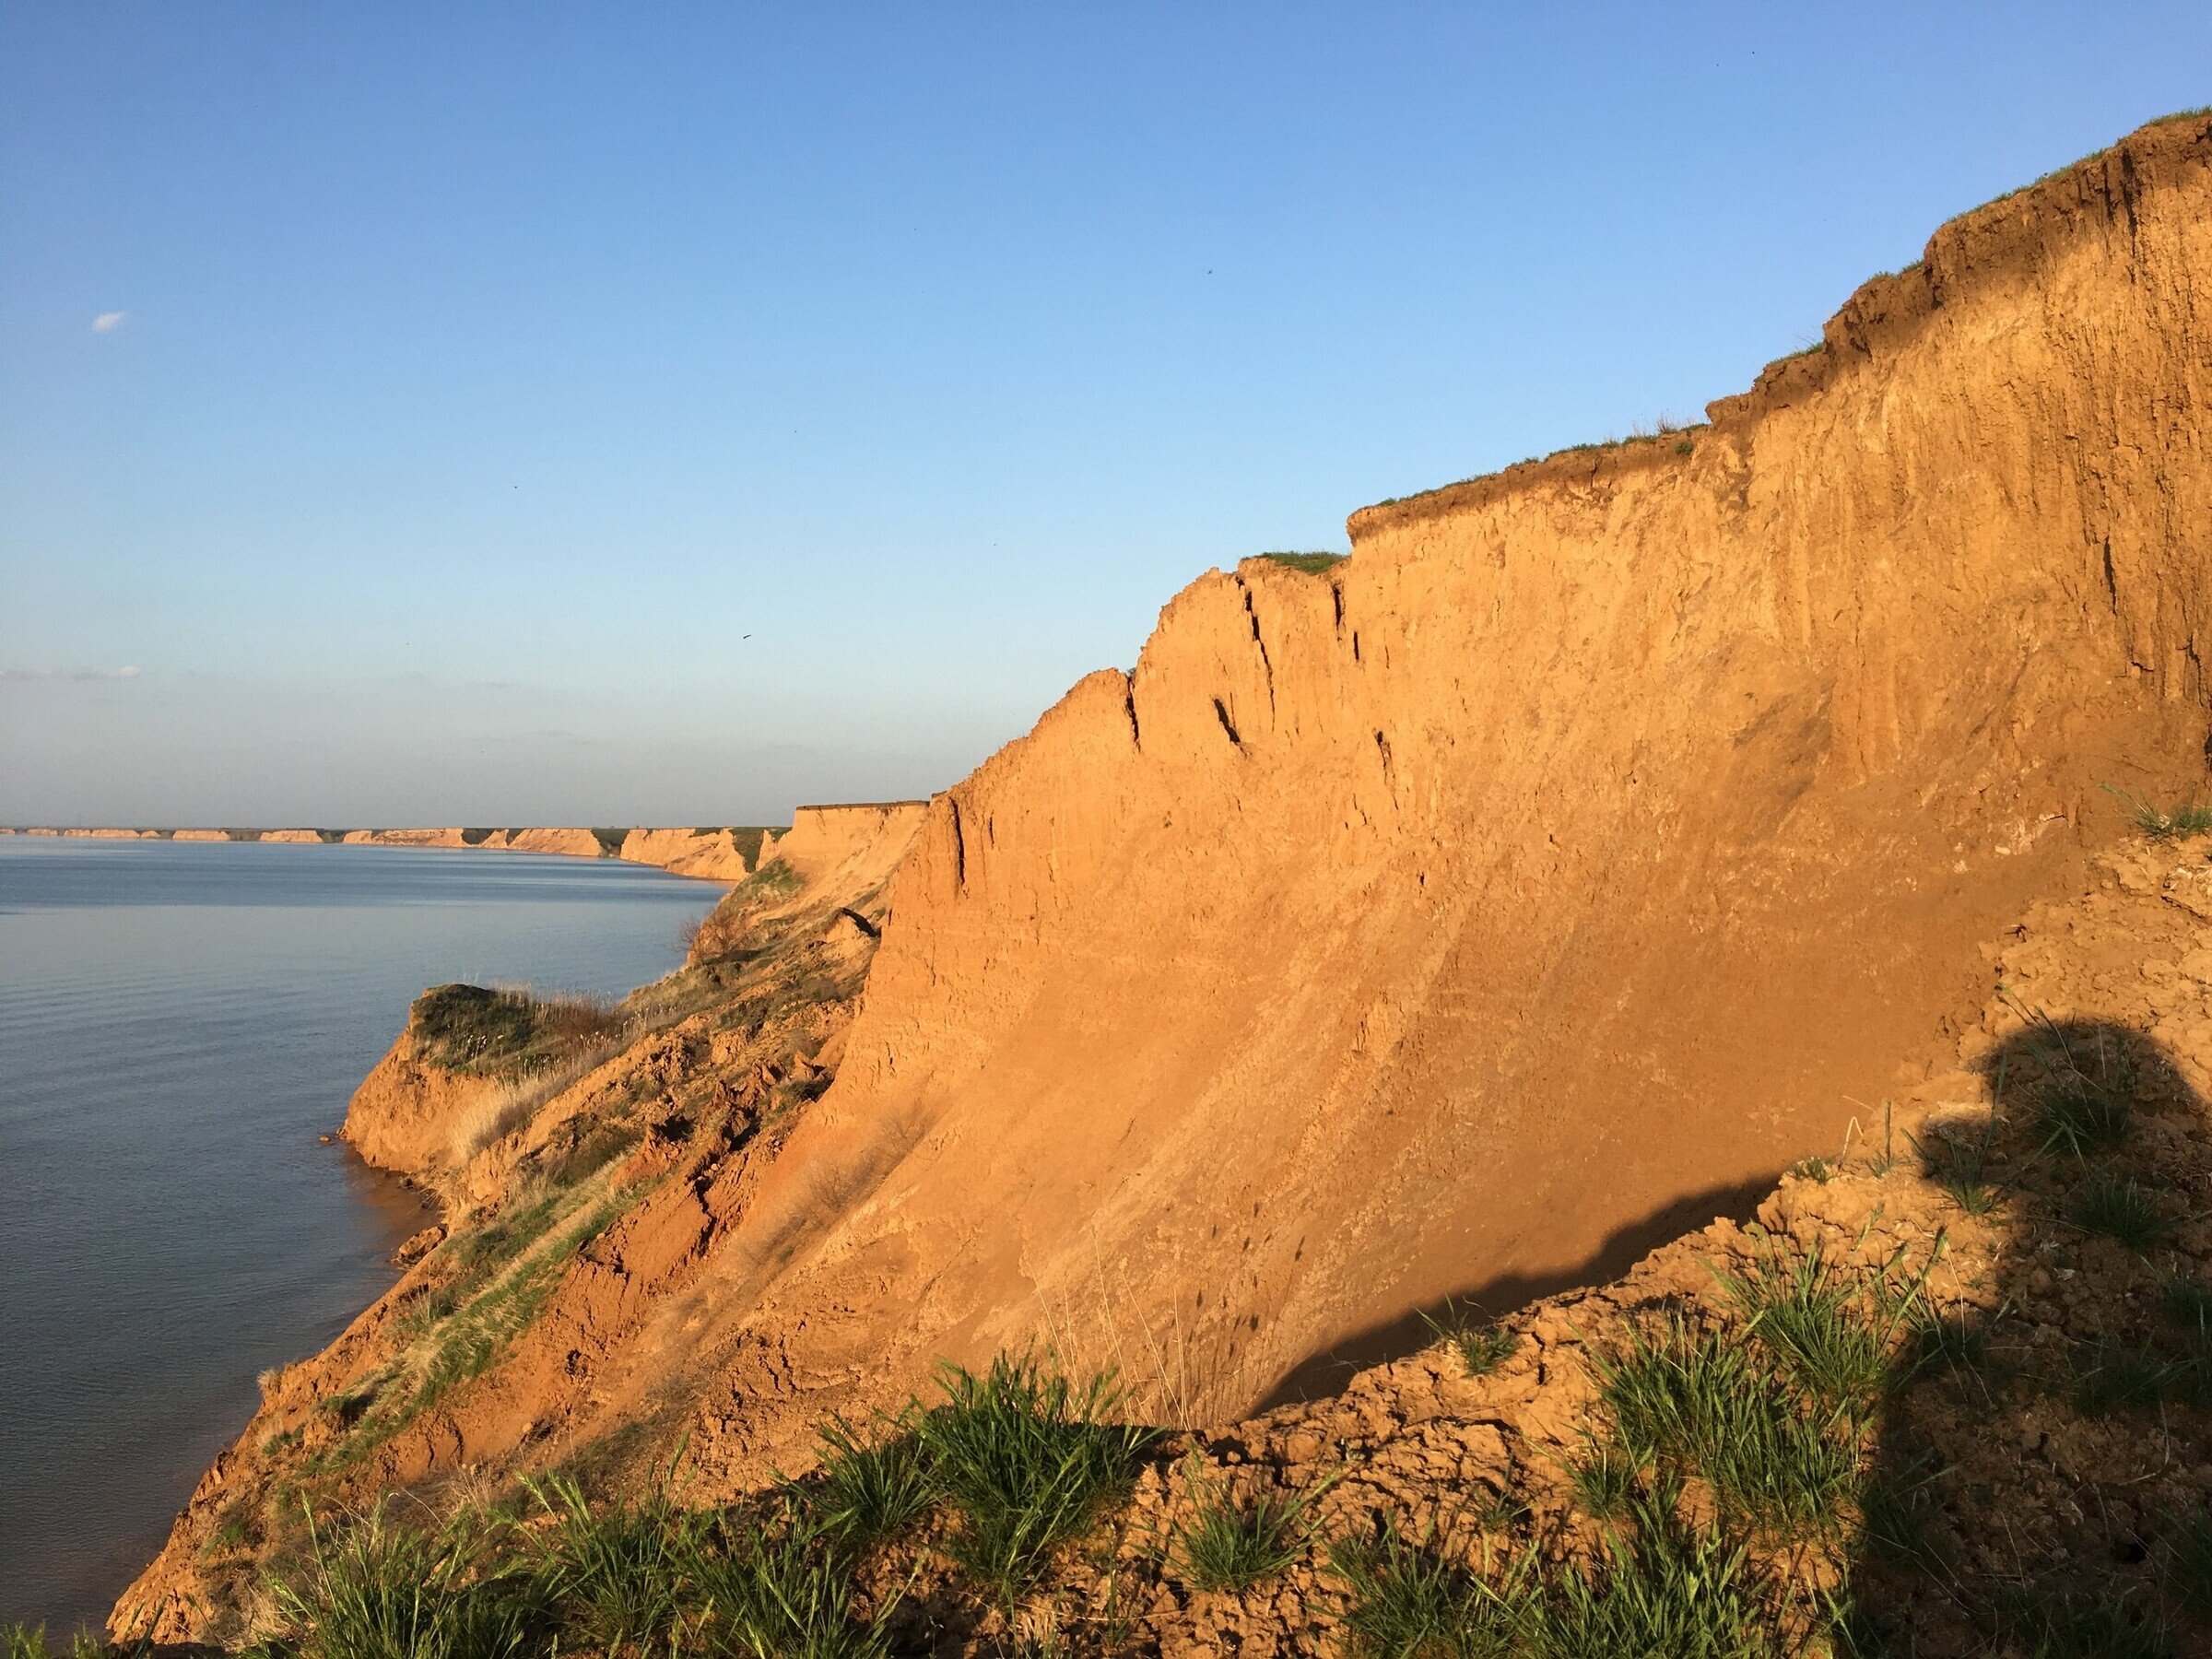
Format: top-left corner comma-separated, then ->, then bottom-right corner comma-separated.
0,822 -> 789,882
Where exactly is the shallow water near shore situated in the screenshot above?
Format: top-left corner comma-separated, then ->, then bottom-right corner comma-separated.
0,839 -> 721,1632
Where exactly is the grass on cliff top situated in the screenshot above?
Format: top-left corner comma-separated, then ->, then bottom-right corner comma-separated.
409,982 -> 621,1077
1255,550 -> 1346,575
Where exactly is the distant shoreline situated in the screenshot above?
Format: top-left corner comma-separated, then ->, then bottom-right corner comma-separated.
0,824 -> 771,884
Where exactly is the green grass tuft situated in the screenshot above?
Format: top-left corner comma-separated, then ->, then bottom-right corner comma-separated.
1592,1319 -> 1864,1534
526,1471 -> 706,1653
911,1354 -> 1156,1608
1171,1469 -> 1317,1592
1420,1300 -> 1518,1378
1326,1525 -> 1503,1658
2102,783 -> 2212,840
688,1512 -> 895,1659
1527,1499 -> 1771,1659
1255,551 -> 1347,575
2070,1339 -> 2190,1417
1910,1116 -> 2005,1215
1998,1587 -> 2171,1659
1722,1241 -> 1892,1417
271,1502 -> 542,1659
2068,1173 -> 2175,1251
2036,1079 -> 2134,1158
1567,1440 -> 1636,1522
2168,1508 -> 2212,1620
801,1412 -> 934,1550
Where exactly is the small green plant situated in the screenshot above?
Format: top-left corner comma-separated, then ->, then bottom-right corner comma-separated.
2101,783 -> 2212,841
1522,1499 -> 1770,1658
1326,1524 -> 1503,1657
1170,1467 -> 1316,1591
801,1413 -> 934,1549
1857,1456 -> 1942,1571
1910,1116 -> 2005,1215
1997,1586 -> 2171,1659
2036,1079 -> 2134,1158
1902,1306 -> 1993,1382
911,1354 -> 1156,1608
2070,1339 -> 2188,1416
1592,1319 -> 1864,1534
270,1501 -> 541,1659
526,1471 -> 705,1653
2069,1173 -> 2175,1251
1567,1440 -> 1636,1521
2167,1507 -> 2212,1619
1420,1300 -> 1518,1377
1721,1241 -> 1891,1416
689,1512 -> 895,1659
1788,1155 -> 1835,1183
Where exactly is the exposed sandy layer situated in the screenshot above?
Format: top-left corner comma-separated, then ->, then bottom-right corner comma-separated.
713,113 -> 2212,1430
771,802 -> 927,887
341,1034 -> 505,1182
618,826 -> 765,881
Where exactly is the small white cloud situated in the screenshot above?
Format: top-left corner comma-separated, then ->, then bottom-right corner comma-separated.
92,311 -> 127,333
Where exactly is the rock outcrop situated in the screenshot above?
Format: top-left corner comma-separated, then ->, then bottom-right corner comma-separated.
714,112 -> 2212,1426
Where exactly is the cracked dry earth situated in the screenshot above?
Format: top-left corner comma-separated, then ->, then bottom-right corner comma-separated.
861,830 -> 2212,1657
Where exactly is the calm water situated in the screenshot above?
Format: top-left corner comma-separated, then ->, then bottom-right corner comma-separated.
0,839 -> 722,1631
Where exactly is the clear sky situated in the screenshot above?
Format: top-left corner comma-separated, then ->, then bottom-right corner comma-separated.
3,4 -> 2205,827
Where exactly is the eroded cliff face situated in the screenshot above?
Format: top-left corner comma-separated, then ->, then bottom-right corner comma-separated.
708,114 -> 2212,1428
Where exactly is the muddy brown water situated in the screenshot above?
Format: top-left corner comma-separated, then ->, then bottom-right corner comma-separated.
0,838 -> 721,1633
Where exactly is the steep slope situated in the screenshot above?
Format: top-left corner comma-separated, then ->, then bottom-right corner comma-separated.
704,112 -> 2212,1435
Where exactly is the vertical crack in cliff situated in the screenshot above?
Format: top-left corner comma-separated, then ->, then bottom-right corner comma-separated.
1121,671 -> 1142,751
1213,698 -> 1243,747
947,797 -> 968,894
1238,579 -> 1277,715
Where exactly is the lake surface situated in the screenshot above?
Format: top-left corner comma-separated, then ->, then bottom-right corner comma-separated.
0,839 -> 723,1632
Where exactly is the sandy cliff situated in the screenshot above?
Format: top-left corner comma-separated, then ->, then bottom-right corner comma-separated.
710,112 -> 2212,1425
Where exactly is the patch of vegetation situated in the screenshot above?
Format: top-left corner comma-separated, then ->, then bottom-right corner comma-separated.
1170,1466 -> 1316,1592
1420,1300 -> 1518,1378
1721,1239 -> 1895,1415
688,1511 -> 896,1659
801,1412 -> 934,1550
589,828 -> 629,856
2068,1172 -> 2175,1251
1326,1524 -> 1494,1658
272,1501 -> 543,1659
2037,1076 -> 2135,1158
1567,1438 -> 1636,1521
1911,1114 -> 2005,1215
1255,551 -> 1347,575
1996,1587 -> 2171,1659
2167,1506 -> 2212,1619
409,983 -> 619,1078
2070,1338 -> 2190,1417
1592,1317 -> 1863,1534
2101,783 -> 2212,840
910,1354 -> 1156,1608
527,1472 -> 706,1653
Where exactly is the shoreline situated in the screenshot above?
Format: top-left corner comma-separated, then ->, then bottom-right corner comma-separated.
0,824 -> 771,884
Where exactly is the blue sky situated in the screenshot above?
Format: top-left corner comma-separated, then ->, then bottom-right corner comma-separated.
3,4 -> 2205,826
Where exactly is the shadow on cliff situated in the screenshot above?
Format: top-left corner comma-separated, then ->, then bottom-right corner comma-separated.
1844,1019 -> 2212,1655
1256,1173 -> 1783,1411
